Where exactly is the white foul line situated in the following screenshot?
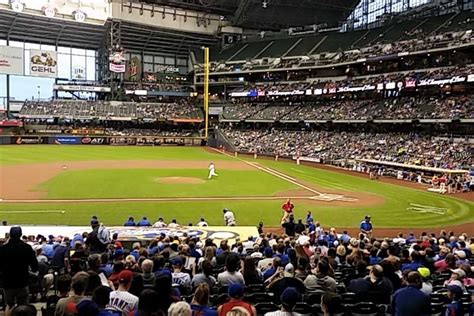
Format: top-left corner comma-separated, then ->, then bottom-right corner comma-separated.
213,149 -> 323,196
0,210 -> 67,214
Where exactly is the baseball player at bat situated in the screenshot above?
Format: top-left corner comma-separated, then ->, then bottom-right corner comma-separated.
208,162 -> 219,179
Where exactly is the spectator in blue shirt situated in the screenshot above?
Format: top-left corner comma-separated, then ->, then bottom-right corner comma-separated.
305,211 -> 313,227
263,257 -> 281,281
137,217 -> 151,226
340,231 -> 351,243
406,233 -> 416,244
369,248 -> 381,265
307,220 -> 315,233
392,271 -> 430,316
130,242 -> 141,261
190,283 -> 217,316
401,250 -> 424,272
445,285 -> 464,316
360,215 -> 373,235
189,241 -> 201,259
124,217 -> 136,226
274,244 -> 289,266
41,239 -> 55,259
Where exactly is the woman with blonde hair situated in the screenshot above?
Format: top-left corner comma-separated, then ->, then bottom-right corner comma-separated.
198,246 -> 216,268
168,301 -> 192,316
336,245 -> 346,258
190,283 -> 217,315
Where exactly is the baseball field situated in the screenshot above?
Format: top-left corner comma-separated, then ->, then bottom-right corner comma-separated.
0,146 -> 473,233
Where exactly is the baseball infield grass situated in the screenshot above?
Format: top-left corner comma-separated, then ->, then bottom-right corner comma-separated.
38,169 -> 295,199
0,145 -> 473,228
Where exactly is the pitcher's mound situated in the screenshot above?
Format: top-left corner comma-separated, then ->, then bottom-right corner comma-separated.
155,177 -> 205,184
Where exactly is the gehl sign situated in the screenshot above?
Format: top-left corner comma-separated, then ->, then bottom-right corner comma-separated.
30,50 -> 58,78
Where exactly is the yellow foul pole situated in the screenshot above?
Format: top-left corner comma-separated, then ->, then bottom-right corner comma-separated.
203,47 -> 209,139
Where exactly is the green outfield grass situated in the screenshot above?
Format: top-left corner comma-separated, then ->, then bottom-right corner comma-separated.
0,145 -> 233,165
0,146 -> 473,228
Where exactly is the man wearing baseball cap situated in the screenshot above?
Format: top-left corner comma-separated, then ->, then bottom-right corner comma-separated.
265,287 -> 301,315
417,267 -> 433,295
217,283 -> 256,316
0,226 -> 38,316
171,257 -> 191,293
108,270 -> 138,316
444,268 -> 466,291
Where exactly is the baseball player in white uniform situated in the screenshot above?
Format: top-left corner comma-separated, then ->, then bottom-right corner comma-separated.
223,208 -> 236,226
208,162 -> 219,179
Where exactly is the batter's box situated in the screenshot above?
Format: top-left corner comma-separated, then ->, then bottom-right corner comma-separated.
309,194 -> 358,202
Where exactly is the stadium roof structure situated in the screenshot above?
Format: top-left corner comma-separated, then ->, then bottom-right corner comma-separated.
0,9 -> 217,56
119,21 -> 218,57
0,10 -> 105,49
141,0 -> 360,30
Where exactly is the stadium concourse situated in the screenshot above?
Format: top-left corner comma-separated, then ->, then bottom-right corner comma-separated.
0,0 -> 474,315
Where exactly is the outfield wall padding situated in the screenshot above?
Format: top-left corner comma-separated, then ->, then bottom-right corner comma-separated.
0,136 -> 206,146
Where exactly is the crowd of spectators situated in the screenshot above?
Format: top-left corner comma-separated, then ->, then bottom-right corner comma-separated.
124,82 -> 192,93
19,100 -> 203,121
0,214 -> 473,316
222,95 -> 473,121
106,128 -> 198,137
224,129 -> 472,169
205,22 -> 473,72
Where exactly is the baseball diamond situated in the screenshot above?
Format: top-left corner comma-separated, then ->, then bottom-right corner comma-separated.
0,146 -> 472,233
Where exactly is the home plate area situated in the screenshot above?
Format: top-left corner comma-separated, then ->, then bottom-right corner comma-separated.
309,194 -> 358,202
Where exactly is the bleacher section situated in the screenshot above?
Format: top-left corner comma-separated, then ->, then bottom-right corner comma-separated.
230,41 -> 271,61
19,100 -> 203,120
286,35 -> 324,56
202,11 -> 473,64
314,30 -> 366,53
443,10 -> 474,32
257,37 -> 299,58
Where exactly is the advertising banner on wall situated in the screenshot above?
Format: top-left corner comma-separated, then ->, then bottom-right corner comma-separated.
125,56 -> 142,81
0,46 -> 24,75
29,50 -> 57,77
80,137 -> 107,145
109,137 -> 137,146
14,136 -> 46,144
54,136 -> 81,145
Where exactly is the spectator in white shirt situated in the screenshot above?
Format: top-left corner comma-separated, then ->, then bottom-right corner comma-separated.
243,236 -> 255,251
197,218 -> 208,227
152,218 -> 166,228
171,257 -> 191,293
108,270 -> 139,316
168,219 -> 180,228
217,253 -> 245,287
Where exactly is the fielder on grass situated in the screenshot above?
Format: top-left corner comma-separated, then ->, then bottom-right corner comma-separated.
208,162 -> 219,179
